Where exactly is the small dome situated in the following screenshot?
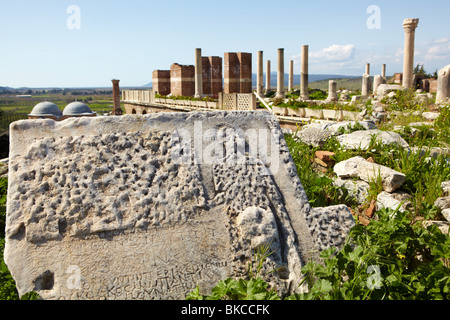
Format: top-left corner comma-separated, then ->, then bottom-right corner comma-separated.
29,101 -> 62,116
63,102 -> 94,116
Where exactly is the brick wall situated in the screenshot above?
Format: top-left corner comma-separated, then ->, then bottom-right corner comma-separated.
170,63 -> 195,97
152,70 -> 171,96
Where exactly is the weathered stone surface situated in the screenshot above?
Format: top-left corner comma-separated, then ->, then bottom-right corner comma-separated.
333,156 -> 363,178
334,156 -> 406,192
295,127 -> 336,147
376,191 -> 412,213
5,111 -> 353,300
442,181 -> 450,196
376,84 -> 405,97
422,112 -> 440,121
333,177 -> 370,204
306,205 -> 355,251
337,130 -> 409,150
434,196 -> 450,211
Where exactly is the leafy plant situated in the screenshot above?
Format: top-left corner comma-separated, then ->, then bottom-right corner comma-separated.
289,208 -> 450,300
186,243 -> 280,300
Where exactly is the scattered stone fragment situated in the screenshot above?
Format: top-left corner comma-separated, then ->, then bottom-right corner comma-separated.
315,151 -> 335,162
376,191 -> 412,213
434,196 -> 450,211
442,209 -> 450,223
334,156 -> 406,192
365,199 -> 377,218
295,127 -> 336,147
333,177 -> 370,205
441,181 -> 450,196
336,130 -> 409,150
422,112 -> 440,121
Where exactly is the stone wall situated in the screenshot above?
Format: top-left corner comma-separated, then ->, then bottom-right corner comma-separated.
224,52 -> 252,94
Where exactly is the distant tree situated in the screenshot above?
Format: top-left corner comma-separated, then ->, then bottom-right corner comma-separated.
413,63 -> 433,78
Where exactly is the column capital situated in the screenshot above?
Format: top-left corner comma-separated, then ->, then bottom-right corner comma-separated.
403,18 -> 419,31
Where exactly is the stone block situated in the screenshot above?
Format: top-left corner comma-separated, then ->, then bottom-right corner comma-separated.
336,130 -> 409,151
4,112 -> 354,300
334,156 -> 406,192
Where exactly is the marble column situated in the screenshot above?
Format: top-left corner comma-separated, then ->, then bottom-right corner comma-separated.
373,75 -> 383,95
436,65 -> 450,102
402,18 -> 419,89
257,51 -> 264,96
111,79 -> 122,115
289,60 -> 294,92
300,45 -> 309,100
194,48 -> 203,98
361,74 -> 371,96
266,60 -> 271,92
276,48 -> 285,99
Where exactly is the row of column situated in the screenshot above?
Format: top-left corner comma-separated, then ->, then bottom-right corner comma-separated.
255,46 -> 309,100
193,17 -> 419,100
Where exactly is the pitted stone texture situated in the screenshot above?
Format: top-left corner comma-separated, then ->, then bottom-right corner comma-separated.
4,112 -> 350,300
306,205 -> 355,251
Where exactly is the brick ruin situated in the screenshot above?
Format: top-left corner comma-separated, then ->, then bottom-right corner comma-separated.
152,50 -> 250,98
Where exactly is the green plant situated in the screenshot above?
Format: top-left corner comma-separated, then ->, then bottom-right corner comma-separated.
271,97 -> 284,106
289,208 -> 450,300
186,244 -> 280,300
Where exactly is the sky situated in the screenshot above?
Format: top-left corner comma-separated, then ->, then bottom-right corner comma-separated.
0,0 -> 449,88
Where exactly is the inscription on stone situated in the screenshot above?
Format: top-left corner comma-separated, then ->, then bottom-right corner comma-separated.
5,111 -> 353,299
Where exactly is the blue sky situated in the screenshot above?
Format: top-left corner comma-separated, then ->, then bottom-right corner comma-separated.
1,0 -> 449,88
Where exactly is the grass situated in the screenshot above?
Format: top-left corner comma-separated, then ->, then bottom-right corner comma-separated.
0,92 -> 122,131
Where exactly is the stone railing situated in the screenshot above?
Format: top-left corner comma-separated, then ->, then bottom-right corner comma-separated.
122,90 -> 155,104
122,90 -> 256,112
271,106 -> 361,121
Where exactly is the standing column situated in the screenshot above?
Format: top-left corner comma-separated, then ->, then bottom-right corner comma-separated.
300,45 -> 309,100
194,48 -> 203,98
402,18 -> 419,89
362,74 -> 371,96
327,80 -> 338,101
266,60 -> 271,92
111,79 -> 122,115
276,48 -> 285,99
257,51 -> 264,96
381,64 -> 386,78
365,63 -> 370,76
289,60 -> 294,92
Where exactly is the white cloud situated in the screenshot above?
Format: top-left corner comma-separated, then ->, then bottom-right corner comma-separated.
310,44 -> 355,62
